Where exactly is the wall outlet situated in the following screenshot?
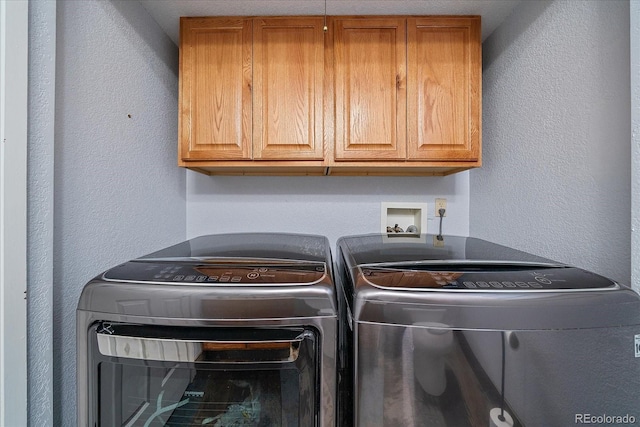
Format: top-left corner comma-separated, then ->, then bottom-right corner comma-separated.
435,198 -> 447,217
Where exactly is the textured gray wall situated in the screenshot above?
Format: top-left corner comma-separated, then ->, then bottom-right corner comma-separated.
186,172 -> 471,247
52,1 -> 185,425
632,1 -> 640,292
28,2 -> 56,426
471,0 -> 631,285
29,0 -> 638,424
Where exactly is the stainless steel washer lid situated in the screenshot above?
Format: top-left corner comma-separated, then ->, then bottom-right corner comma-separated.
339,233 -> 557,266
337,234 -> 640,330
77,233 -> 338,320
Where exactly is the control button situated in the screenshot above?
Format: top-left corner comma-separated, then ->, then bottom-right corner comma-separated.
219,276 -> 230,282
477,281 -> 490,288
173,275 -> 184,281
529,281 -> 543,288
534,276 -> 552,285
185,275 -> 196,282
490,281 -> 504,288
258,268 -> 268,273
207,276 -> 219,282
231,276 -> 242,282
503,282 -> 516,288
515,281 -> 529,288
463,281 -> 477,288
315,266 -> 325,272
247,272 -> 260,280
196,276 -> 207,282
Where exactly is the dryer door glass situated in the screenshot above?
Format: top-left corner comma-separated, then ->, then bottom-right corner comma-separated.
88,323 -> 318,427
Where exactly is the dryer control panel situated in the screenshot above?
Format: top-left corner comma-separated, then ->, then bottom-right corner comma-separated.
103,260 -> 327,286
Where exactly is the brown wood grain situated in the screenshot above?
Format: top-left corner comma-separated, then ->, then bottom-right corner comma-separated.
333,17 -> 407,160
254,18 -> 325,160
178,16 -> 481,175
180,17 -> 252,161
408,17 -> 481,161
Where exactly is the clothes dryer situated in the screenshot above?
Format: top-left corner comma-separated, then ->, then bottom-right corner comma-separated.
77,233 -> 339,427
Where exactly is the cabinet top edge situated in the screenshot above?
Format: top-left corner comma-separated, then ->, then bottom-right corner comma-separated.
180,15 -> 481,21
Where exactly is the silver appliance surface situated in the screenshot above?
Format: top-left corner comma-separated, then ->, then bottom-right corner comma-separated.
77,233 -> 338,427
336,233 -> 640,427
78,232 -> 337,320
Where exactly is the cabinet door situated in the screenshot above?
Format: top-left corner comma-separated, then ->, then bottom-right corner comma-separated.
407,17 -> 480,161
253,18 -> 325,160
333,18 -> 407,160
180,18 -> 252,161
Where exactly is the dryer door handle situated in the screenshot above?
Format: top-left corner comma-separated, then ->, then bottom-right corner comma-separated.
96,330 -> 313,363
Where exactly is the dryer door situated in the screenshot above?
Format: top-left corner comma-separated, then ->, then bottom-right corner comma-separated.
87,322 -> 318,427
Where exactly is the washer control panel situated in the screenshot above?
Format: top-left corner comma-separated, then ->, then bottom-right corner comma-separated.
359,266 -> 617,291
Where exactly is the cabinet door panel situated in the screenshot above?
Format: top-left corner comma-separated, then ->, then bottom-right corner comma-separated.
408,18 -> 480,161
180,18 -> 252,160
334,18 -> 406,160
253,18 -> 325,160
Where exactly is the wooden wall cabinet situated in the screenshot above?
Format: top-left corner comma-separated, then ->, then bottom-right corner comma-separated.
332,18 -> 407,161
179,18 -> 252,161
180,17 -> 327,175
253,18 -> 326,161
179,16 -> 481,176
407,17 -> 481,162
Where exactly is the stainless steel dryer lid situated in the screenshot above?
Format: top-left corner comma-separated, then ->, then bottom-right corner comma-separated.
103,232 -> 332,286
142,233 -> 331,263
78,233 -> 338,320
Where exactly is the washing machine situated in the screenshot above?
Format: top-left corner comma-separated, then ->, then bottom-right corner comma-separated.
77,233 -> 339,427
336,233 -> 640,427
